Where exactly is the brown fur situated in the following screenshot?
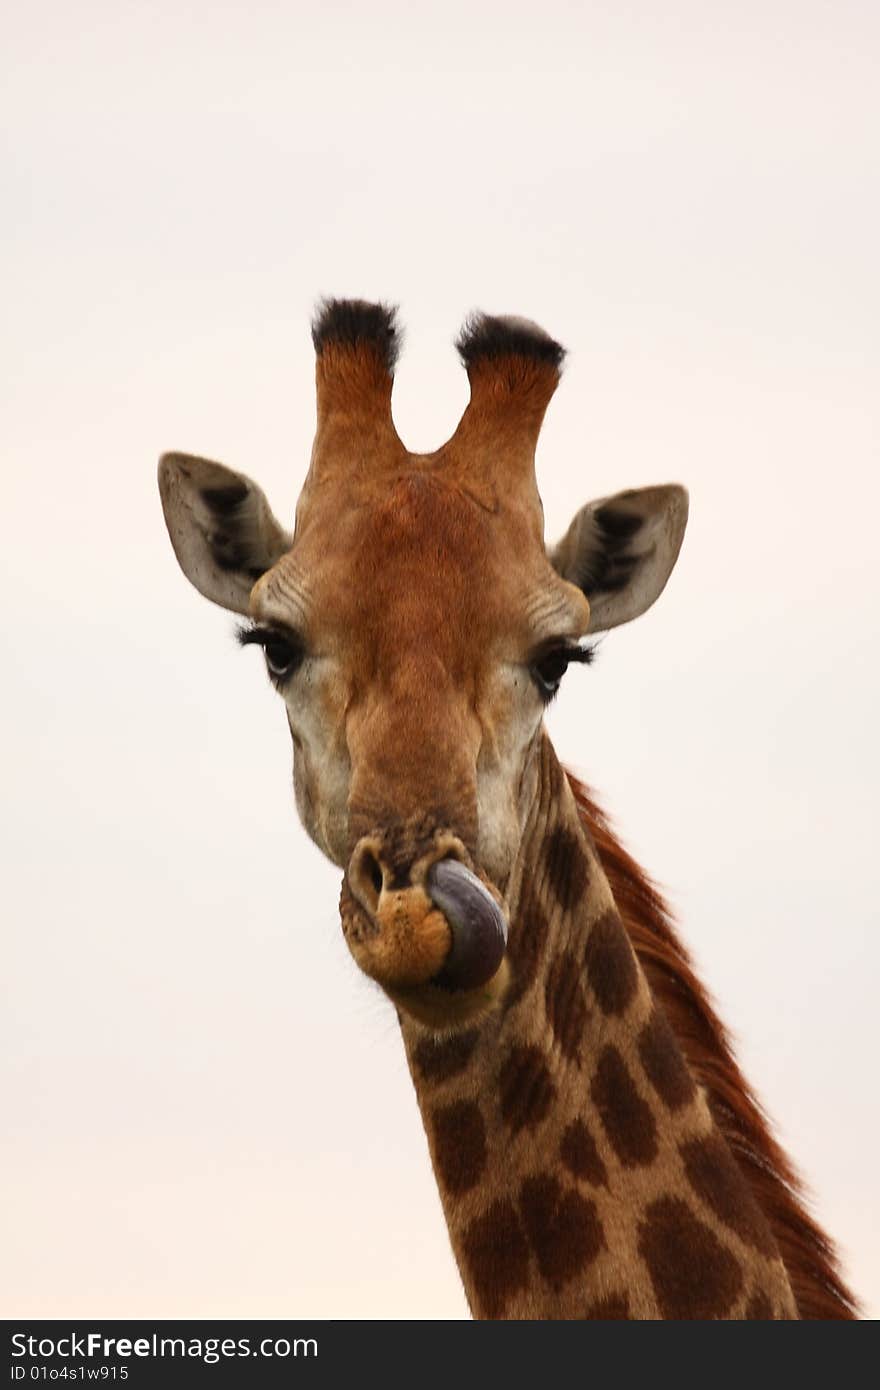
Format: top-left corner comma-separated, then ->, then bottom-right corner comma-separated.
566,771 -> 859,1319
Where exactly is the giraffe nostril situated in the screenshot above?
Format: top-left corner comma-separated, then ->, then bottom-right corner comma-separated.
365,852 -> 384,897
349,842 -> 388,915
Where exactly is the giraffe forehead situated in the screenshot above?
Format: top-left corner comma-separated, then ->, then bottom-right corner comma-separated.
361,473 -> 507,574
276,471 -> 581,652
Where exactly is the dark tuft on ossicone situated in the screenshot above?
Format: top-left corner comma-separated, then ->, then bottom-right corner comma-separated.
311,298 -> 401,373
455,313 -> 566,372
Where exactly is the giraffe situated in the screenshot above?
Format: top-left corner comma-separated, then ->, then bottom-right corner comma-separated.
159,299 -> 857,1318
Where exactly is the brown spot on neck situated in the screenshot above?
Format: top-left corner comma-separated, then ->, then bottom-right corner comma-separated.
638,1197 -> 743,1319
519,1174 -> 604,1292
544,949 -> 589,1061
461,1200 -> 531,1319
506,883 -> 550,1006
590,1045 -> 658,1168
637,1008 -> 696,1111
413,1028 -> 480,1084
584,907 -> 638,1015
680,1133 -> 778,1257
499,1045 -> 556,1134
544,824 -> 589,913
430,1101 -> 487,1196
559,1119 -> 608,1188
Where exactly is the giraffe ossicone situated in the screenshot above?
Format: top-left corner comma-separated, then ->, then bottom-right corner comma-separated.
159,299 -> 857,1319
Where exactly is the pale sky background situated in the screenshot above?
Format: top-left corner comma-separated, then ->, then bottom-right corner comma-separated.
2,0 -> 878,1319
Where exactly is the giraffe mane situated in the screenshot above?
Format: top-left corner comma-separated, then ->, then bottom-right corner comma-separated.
565,769 -> 859,1320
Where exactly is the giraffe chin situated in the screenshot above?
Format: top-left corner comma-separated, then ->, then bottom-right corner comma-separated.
386,957 -> 511,1031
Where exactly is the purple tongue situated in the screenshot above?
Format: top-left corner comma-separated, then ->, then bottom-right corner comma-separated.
426,859 -> 508,991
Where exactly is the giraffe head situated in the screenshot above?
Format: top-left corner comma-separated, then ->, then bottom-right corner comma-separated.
159,300 -> 687,1028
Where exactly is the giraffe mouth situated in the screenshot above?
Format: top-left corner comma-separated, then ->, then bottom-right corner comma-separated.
340,853 -> 510,1027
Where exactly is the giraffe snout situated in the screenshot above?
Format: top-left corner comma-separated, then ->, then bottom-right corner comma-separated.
344,833 -> 509,1012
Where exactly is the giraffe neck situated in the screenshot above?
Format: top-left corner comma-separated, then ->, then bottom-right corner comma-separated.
401,734 -> 798,1318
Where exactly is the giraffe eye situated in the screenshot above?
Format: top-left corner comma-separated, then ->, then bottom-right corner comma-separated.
263,637 -> 301,679
236,624 -> 304,685
530,642 -> 596,702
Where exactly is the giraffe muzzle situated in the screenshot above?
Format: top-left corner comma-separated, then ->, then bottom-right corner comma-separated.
343,834 -> 510,1015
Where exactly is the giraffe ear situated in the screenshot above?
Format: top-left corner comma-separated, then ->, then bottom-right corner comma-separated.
548,485 -> 688,633
158,452 -> 292,615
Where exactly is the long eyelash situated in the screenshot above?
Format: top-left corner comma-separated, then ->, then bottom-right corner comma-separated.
534,641 -> 600,707
531,638 -> 600,664
568,641 -> 599,666
235,623 -> 272,648
235,622 -> 303,652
